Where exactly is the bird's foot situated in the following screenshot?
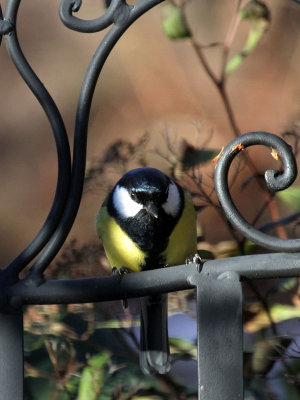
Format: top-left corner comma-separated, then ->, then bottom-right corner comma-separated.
120,266 -> 129,275
186,253 -> 203,272
111,267 -> 129,308
112,266 -> 129,277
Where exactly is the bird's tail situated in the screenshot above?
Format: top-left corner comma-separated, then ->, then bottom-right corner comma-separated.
139,293 -> 171,375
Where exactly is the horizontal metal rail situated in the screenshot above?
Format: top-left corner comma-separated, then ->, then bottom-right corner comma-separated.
6,253 -> 300,305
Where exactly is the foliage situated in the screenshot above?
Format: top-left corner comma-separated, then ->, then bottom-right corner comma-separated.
162,4 -> 191,40
276,186 -> 300,211
24,302 -> 198,399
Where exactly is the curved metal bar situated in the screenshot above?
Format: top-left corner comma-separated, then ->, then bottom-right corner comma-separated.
28,0 -> 164,280
2,0 -> 71,281
215,131 -> 300,252
59,0 -> 119,32
0,4 -> 14,46
130,0 -> 165,23
59,0 -> 164,33
7,252 -> 300,305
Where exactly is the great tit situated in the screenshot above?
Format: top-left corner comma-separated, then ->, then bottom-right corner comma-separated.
96,167 -> 197,375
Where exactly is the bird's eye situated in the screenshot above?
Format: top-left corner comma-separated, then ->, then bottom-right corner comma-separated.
130,192 -> 137,201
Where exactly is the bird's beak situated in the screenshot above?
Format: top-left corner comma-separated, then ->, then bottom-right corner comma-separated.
144,202 -> 159,218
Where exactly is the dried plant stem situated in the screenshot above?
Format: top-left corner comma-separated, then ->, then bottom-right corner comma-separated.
221,1 -> 242,80
182,3 -> 287,239
217,80 -> 241,138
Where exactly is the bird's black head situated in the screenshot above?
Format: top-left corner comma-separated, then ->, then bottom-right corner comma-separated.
107,168 -> 184,266
111,168 -> 182,220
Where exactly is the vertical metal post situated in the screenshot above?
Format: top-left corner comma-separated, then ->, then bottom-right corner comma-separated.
0,311 -> 24,400
193,272 -> 243,400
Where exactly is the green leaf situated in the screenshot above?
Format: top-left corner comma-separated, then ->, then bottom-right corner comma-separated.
243,22 -> 266,53
226,1 -> 270,75
99,361 -> 164,399
65,375 -> 80,397
276,185 -> 300,211
225,54 -> 244,76
266,278 -> 298,297
131,397 -> 160,400
24,332 -> 46,352
239,0 -> 270,20
270,304 -> 300,321
162,5 -> 191,40
169,337 -> 197,359
170,337 -> 195,351
252,337 -> 291,376
245,303 -> 300,332
197,249 -> 215,260
77,353 -> 110,400
244,239 -> 257,255
94,319 -> 139,329
180,140 -> 219,169
225,20 -> 268,75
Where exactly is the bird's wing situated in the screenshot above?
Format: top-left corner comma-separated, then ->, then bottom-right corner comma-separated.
164,191 -> 197,266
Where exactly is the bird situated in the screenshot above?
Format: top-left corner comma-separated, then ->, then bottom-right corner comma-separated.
95,167 -> 198,375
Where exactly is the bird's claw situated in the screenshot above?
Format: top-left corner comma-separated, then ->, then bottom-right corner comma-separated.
112,266 -> 129,277
186,253 -> 203,272
120,266 -> 129,275
112,267 -> 119,276
111,267 -> 129,308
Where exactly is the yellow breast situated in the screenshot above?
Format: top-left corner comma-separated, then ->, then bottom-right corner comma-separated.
96,191 -> 197,272
96,206 -> 146,273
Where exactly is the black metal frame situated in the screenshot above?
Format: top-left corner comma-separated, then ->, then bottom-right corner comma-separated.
0,1 -> 299,399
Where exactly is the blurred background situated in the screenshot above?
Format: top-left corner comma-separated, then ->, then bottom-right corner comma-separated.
1,0 -> 300,398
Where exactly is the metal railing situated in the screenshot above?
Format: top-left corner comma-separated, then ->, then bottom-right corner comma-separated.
0,0 -> 300,399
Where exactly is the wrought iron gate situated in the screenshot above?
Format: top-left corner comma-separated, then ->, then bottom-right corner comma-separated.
0,0 -> 299,399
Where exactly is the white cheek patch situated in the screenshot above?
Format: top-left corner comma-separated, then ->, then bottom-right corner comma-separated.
113,185 -> 143,218
162,182 -> 181,216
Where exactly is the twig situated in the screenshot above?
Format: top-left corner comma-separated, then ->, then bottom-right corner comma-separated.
180,1 -> 288,239
259,211 -> 300,233
246,281 -> 277,335
220,0 -> 243,80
